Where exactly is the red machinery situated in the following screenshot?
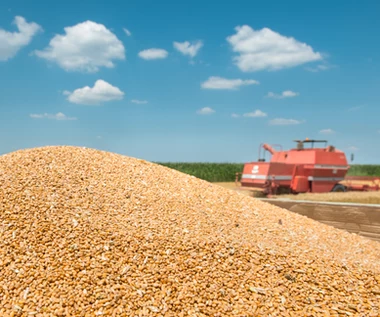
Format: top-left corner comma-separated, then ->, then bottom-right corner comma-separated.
237,139 -> 379,195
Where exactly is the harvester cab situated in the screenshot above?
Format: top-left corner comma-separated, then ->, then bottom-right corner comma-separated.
294,139 -> 330,150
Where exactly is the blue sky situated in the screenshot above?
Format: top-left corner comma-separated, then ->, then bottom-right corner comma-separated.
1,0 -> 379,163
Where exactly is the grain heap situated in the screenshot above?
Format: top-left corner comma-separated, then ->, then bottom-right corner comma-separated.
1,146 -> 380,317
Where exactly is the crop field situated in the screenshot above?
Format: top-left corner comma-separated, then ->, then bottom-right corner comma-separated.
158,163 -> 380,182
348,165 -> 380,176
157,163 -> 244,182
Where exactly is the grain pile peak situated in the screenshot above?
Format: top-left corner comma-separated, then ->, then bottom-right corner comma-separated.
1,146 -> 380,316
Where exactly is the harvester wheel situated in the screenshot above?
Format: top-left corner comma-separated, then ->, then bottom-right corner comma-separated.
332,184 -> 346,192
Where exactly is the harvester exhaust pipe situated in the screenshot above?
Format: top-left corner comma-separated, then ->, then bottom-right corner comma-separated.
263,144 -> 276,155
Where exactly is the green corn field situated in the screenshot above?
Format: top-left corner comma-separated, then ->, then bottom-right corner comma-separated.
157,163 -> 380,183
347,165 -> 380,177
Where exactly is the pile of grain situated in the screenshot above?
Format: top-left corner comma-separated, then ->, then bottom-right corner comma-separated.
0,146 -> 379,316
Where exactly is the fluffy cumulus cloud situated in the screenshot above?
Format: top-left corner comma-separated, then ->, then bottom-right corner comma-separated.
138,48 -> 168,60
30,112 -> 77,121
227,25 -> 322,72
131,99 -> 148,104
269,118 -> 302,126
66,80 -> 124,105
173,40 -> 203,58
35,21 -> 125,72
267,90 -> 299,99
243,110 -> 267,118
196,107 -> 215,115
201,76 -> 259,90
0,16 -> 42,61
319,128 -> 335,134
231,113 -> 240,118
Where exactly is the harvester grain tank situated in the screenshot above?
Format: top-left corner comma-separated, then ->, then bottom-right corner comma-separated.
237,139 -> 379,195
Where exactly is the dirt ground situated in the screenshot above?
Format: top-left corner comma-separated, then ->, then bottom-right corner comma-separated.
213,182 -> 380,204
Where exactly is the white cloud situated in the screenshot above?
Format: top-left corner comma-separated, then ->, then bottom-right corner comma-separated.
319,128 -> 335,134
243,110 -> 267,118
231,113 -> 240,118
0,16 -> 42,61
305,64 -> 333,72
282,91 -> 299,97
269,118 -> 302,125
197,107 -> 215,115
35,21 -> 125,72
173,40 -> 203,58
201,76 -> 259,90
138,48 -> 168,60
66,80 -> 124,105
30,112 -> 77,121
123,28 -> 131,36
348,146 -> 359,151
226,25 -> 322,72
267,90 -> 299,99
131,99 -> 148,104
348,105 -> 364,112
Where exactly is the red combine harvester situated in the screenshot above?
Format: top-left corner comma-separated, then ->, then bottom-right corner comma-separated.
236,139 -> 380,195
